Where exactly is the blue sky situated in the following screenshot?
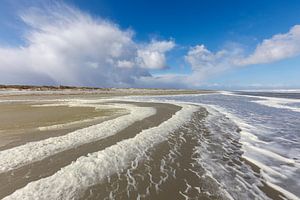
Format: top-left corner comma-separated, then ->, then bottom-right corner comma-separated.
0,0 -> 300,89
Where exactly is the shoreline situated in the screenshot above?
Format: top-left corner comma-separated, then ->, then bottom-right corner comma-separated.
0,92 -> 297,199
0,85 -> 214,99
0,100 -> 125,150
0,100 -> 180,199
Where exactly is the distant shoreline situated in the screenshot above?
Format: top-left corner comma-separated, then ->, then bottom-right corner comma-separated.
0,84 -> 119,91
0,84 -> 208,92
0,84 -> 214,97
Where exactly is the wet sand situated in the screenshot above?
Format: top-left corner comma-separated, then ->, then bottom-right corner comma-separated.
0,90 -> 292,200
79,107 -> 295,200
0,101 -> 180,199
241,158 -> 289,200
0,101 -> 123,150
81,109 -> 227,200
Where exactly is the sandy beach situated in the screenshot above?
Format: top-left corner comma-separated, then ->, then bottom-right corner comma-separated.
0,89 -> 199,199
0,99 -> 180,199
1,0 -> 300,198
0,89 -> 298,200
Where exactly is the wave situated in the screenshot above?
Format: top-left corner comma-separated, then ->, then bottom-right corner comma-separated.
253,98 -> 300,113
237,89 -> 300,93
220,91 -> 300,113
201,104 -> 300,200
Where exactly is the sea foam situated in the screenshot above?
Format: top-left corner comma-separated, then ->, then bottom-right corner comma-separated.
0,103 -> 156,173
3,104 -> 198,200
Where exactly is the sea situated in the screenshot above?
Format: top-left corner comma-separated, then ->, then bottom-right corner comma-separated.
123,90 -> 300,200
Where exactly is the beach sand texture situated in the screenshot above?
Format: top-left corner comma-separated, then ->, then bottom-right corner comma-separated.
0,90 -> 296,200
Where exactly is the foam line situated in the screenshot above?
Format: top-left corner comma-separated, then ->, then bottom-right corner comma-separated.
254,99 -> 300,113
242,156 -> 286,178
220,91 -> 300,113
0,104 -> 156,173
4,104 -> 198,200
244,156 -> 300,200
243,142 -> 298,166
264,181 -> 300,200
200,104 -> 263,143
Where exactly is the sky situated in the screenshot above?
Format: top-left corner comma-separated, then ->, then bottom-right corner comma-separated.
0,0 -> 300,89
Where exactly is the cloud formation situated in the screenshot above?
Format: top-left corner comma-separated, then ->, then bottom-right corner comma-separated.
185,44 -> 243,79
0,3 -> 174,87
0,2 -> 299,89
238,25 -> 300,65
184,25 -> 300,85
137,40 -> 175,69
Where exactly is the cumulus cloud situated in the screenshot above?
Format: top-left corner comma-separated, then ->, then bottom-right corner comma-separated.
185,44 -> 242,78
137,40 -> 175,69
238,25 -> 300,65
184,25 -> 300,85
1,2 -> 299,89
0,3 -> 174,87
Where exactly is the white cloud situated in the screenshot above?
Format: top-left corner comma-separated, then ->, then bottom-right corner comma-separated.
185,45 -> 238,72
137,40 -> 175,69
237,25 -> 300,65
0,3 -> 174,87
184,25 -> 300,86
1,2 -> 299,89
184,44 -> 243,82
117,60 -> 135,68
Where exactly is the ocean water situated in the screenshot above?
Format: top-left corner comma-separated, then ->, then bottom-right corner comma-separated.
125,91 -> 300,199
